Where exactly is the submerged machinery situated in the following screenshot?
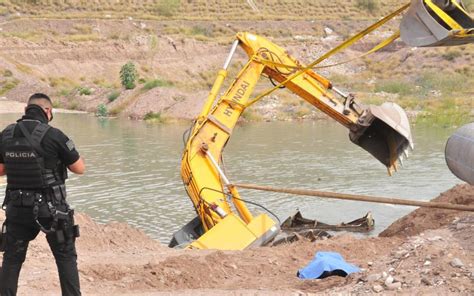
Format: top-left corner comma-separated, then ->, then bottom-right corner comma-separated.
171,0 -> 474,250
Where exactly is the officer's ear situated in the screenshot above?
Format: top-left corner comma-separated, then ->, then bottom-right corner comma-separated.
44,107 -> 53,122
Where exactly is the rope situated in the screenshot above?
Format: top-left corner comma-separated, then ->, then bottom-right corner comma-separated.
254,30 -> 401,71
231,183 -> 474,212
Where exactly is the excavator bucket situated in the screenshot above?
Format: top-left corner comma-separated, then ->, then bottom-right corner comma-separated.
350,102 -> 414,172
400,0 -> 474,47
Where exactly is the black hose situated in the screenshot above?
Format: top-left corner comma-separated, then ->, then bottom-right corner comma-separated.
199,187 -> 281,224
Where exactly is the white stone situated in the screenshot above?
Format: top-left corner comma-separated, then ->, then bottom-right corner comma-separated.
386,282 -> 402,290
385,275 -> 394,286
372,285 -> 384,293
450,258 -> 464,268
424,260 -> 432,266
324,27 -> 334,35
427,235 -> 443,242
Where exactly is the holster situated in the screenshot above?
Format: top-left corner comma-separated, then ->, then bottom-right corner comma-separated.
55,209 -> 80,243
0,222 -> 7,252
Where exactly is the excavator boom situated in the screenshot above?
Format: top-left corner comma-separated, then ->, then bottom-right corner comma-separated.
174,32 -> 412,250
172,1 -> 473,250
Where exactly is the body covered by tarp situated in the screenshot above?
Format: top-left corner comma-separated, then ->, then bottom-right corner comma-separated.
298,251 -> 360,279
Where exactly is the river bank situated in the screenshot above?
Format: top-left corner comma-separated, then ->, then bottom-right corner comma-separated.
0,97 -> 87,114
0,184 -> 472,295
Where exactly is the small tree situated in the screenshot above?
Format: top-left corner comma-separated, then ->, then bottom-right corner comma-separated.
120,62 -> 138,89
96,104 -> 108,117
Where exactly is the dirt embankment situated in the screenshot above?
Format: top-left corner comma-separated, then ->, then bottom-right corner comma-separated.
0,184 -> 472,295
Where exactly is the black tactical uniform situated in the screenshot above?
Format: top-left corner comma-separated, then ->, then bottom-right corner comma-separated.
0,105 -> 81,295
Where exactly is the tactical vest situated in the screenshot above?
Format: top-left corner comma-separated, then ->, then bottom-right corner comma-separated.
2,121 -> 66,190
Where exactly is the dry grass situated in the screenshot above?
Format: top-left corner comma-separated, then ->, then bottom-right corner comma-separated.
1,0 -> 403,20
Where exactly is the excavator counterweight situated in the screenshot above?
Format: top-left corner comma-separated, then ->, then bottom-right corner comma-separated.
401,0 -> 474,47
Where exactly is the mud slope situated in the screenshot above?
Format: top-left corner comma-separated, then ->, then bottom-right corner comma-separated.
0,184 -> 472,295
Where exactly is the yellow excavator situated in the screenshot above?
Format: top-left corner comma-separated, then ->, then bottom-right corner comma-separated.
170,0 -> 473,250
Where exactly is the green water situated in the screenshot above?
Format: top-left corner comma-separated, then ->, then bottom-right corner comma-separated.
0,113 -> 460,243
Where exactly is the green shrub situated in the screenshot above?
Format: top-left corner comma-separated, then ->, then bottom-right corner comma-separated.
96,104 -> 108,117
190,25 -> 211,37
416,72 -> 467,95
356,0 -> 379,13
144,111 -> 163,122
155,0 -> 180,17
3,69 -> 13,77
441,50 -> 462,61
374,80 -> 413,96
78,86 -> 92,96
0,79 -> 19,95
59,88 -> 73,96
142,79 -> 173,90
120,62 -> 138,90
107,90 -> 120,102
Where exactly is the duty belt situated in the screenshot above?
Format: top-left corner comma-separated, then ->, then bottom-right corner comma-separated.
2,185 -> 70,234
3,184 -> 67,208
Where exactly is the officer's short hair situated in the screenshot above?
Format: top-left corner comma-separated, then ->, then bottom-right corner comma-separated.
28,93 -> 53,108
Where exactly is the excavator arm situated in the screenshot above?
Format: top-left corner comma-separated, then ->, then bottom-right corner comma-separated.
173,0 -> 473,250
176,32 -> 413,250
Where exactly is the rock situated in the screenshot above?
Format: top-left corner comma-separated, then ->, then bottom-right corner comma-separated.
384,275 -> 394,285
393,250 -> 408,259
427,236 -> 443,242
367,274 -> 382,282
372,285 -> 384,293
382,272 -> 388,279
324,27 -> 334,35
424,260 -> 432,266
386,282 -> 402,290
456,223 -> 469,230
367,261 -> 373,266
450,258 -> 464,268
421,277 -> 432,286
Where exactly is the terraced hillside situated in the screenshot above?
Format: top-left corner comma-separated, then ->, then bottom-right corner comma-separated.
1,0 -> 404,19
0,1 -> 472,124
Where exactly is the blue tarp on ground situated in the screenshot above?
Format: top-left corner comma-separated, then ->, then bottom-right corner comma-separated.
298,251 -> 360,279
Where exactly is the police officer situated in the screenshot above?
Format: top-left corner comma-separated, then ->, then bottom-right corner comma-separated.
0,93 -> 85,295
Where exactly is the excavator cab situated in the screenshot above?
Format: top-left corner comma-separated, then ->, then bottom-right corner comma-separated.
401,0 -> 474,47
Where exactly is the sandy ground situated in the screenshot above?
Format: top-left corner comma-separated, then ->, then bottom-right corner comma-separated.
0,184 -> 472,295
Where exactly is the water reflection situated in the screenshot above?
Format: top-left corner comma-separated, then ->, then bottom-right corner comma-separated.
0,113 -> 459,242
